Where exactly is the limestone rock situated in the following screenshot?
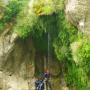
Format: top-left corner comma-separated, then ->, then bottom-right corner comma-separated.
0,29 -> 35,90
66,0 -> 90,37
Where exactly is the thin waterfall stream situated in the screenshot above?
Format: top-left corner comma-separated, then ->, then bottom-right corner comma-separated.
47,31 -> 50,69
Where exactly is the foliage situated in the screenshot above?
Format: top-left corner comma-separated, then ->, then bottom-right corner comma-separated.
53,11 -> 77,61
13,0 -> 65,38
33,0 -> 65,15
66,63 -> 88,90
67,34 -> 90,90
77,39 -> 90,73
31,14 -> 58,54
14,12 -> 38,38
0,0 -> 26,31
3,0 -> 19,22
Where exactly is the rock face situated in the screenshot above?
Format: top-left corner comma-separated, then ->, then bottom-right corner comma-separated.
0,31 -> 35,90
66,0 -> 90,37
0,33 -> 17,69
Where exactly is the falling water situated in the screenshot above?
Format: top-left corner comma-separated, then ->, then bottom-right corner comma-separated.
47,31 -> 50,69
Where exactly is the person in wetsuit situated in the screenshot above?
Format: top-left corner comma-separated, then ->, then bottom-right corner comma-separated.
34,77 -> 44,90
44,70 -> 52,90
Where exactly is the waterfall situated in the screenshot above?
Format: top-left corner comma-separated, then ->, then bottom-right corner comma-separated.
47,31 -> 50,69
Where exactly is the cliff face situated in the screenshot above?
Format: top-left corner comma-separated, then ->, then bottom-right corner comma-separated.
0,0 -> 90,90
66,0 -> 90,37
0,32 -> 35,90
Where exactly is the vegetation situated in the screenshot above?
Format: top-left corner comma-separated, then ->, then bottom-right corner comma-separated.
0,0 -> 28,32
0,0 -> 90,90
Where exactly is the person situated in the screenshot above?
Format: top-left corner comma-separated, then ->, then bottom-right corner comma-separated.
44,69 -> 52,90
34,77 -> 44,90
38,79 -> 44,90
44,69 -> 50,81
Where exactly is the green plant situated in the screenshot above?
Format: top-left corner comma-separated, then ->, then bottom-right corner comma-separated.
0,0 -> 27,32
77,39 -> 90,73
3,0 -> 23,22
66,64 -> 88,90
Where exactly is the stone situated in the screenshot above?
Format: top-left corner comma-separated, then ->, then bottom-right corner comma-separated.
66,0 -> 90,37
